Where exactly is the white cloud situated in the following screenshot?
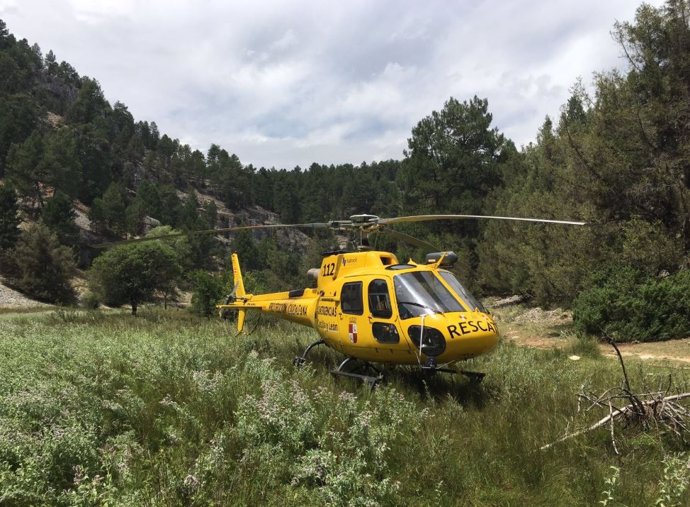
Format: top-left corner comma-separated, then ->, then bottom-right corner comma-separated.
0,0 -> 668,168
66,0 -> 137,22
0,0 -> 18,14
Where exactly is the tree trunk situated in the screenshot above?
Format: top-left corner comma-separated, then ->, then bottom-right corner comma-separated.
131,301 -> 137,316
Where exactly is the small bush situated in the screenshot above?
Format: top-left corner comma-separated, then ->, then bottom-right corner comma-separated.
80,291 -> 100,309
655,453 -> 690,507
190,271 -> 225,317
573,266 -> 690,342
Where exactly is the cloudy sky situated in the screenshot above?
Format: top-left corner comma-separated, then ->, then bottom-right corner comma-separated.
0,0 -> 665,169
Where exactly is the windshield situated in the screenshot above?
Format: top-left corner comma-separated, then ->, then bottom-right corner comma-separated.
439,271 -> 487,313
394,271 -> 463,319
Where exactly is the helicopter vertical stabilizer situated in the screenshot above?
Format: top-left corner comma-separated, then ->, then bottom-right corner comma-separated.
231,253 -> 246,332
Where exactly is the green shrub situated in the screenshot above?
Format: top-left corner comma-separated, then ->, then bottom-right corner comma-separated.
89,241 -> 181,315
573,266 -> 690,342
190,271 -> 225,317
234,355 -> 422,505
80,291 -> 100,309
655,453 -> 690,507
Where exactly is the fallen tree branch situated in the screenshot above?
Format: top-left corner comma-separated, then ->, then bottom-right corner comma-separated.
541,393 -> 690,450
541,339 -> 690,451
609,401 -> 619,455
541,405 -> 630,450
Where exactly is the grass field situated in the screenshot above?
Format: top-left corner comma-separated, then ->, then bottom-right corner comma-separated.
0,308 -> 689,505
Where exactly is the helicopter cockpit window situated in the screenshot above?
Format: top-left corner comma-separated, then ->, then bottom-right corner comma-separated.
394,272 -> 463,319
439,271 -> 487,313
341,282 -> 363,315
368,279 -> 392,318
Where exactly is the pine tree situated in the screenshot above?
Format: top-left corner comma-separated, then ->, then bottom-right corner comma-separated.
90,182 -> 127,235
3,223 -> 76,304
0,183 -> 19,251
41,190 -> 79,246
400,96 -> 509,218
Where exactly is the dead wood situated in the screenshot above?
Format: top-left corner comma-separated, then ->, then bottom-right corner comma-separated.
541,340 -> 690,451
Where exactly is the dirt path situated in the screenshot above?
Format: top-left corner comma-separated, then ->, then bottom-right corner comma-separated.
505,330 -> 690,364
602,339 -> 690,364
492,303 -> 690,364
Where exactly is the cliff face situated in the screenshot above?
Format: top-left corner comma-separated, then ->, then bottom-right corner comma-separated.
188,189 -> 311,252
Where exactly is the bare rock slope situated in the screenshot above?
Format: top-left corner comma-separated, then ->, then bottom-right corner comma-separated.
0,280 -> 51,309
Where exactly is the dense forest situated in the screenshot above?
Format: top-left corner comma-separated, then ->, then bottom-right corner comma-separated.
0,1 -> 689,339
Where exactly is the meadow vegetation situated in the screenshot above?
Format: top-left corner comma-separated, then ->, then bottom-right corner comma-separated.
0,309 -> 688,506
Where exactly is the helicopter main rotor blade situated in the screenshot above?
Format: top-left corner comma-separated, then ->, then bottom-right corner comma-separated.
379,214 -> 586,226
211,222 -> 330,234
92,222 -> 330,248
373,229 -> 439,252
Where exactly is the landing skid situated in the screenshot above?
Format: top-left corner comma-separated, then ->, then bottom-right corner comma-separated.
293,339 -> 325,367
293,340 -> 484,387
330,357 -> 383,388
459,370 -> 486,384
420,366 -> 485,384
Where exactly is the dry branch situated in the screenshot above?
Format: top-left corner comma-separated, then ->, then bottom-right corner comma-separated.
541,340 -> 690,451
541,393 -> 690,450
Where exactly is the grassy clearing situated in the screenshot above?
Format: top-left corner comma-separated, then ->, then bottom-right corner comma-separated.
493,302 -> 690,365
0,306 -> 56,317
491,303 -> 578,349
0,309 -> 689,505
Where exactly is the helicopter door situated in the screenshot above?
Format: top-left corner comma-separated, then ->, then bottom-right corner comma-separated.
366,279 -> 407,356
339,281 -> 366,353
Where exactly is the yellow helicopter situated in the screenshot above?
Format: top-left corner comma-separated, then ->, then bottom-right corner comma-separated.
216,213 -> 585,385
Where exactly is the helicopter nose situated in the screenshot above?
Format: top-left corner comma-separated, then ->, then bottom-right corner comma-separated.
442,312 -> 499,359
